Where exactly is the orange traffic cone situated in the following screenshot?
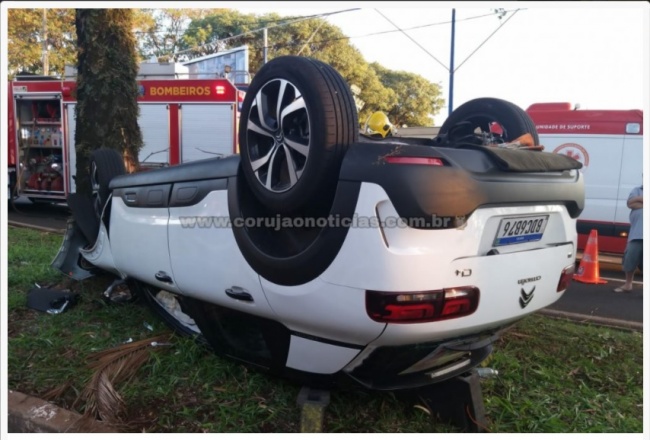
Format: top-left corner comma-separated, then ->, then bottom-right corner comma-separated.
573,229 -> 607,284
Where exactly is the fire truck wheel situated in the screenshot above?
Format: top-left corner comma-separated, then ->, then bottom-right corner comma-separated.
239,56 -> 358,213
440,97 -> 539,145
90,148 -> 126,220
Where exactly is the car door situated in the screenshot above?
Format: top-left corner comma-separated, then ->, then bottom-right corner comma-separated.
167,184 -> 277,319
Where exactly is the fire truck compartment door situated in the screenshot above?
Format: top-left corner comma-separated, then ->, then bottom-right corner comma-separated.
66,104 -> 77,194
139,104 -> 170,164
180,104 -> 235,163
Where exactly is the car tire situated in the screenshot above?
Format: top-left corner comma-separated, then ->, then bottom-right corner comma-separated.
89,148 -> 125,221
129,280 -> 206,343
440,97 -> 539,145
239,56 -> 358,213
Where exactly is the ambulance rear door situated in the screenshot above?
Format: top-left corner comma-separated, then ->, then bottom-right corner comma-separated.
541,131 -> 624,233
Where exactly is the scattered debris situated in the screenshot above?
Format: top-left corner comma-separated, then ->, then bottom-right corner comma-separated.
150,341 -> 172,347
476,368 -> 499,379
26,288 -> 79,315
74,335 -> 173,430
102,279 -> 132,304
143,322 -> 154,332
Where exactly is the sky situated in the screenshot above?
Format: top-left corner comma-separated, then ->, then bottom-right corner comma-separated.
232,1 -> 649,124
1,2 -> 648,125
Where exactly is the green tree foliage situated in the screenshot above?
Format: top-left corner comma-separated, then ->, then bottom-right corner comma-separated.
181,10 -> 400,124
7,8 -> 76,79
371,63 -> 445,127
74,9 -> 143,194
132,9 -> 211,62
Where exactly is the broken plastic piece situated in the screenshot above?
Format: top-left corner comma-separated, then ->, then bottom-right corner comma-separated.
102,278 -> 133,304
47,299 -> 70,315
512,133 -> 535,147
27,288 -> 79,315
103,278 -> 127,299
144,322 -> 154,332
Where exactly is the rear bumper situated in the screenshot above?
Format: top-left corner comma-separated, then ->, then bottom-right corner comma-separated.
343,330 -> 500,390
340,142 -> 585,225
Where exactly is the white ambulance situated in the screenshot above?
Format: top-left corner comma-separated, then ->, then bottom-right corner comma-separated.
526,103 -> 643,255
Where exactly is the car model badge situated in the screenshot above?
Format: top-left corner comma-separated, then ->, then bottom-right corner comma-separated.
519,286 -> 535,309
518,276 -> 541,285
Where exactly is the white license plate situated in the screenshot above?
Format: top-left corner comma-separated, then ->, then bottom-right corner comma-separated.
494,215 -> 549,246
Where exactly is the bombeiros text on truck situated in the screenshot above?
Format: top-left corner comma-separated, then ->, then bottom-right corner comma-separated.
7,61 -> 246,203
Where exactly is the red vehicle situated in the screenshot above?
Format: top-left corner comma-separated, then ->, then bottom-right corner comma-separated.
7,75 -> 245,202
526,103 -> 643,255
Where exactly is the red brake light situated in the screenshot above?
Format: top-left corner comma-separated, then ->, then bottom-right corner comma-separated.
366,287 -> 479,323
385,303 -> 435,320
557,264 -> 575,292
384,156 -> 445,166
441,298 -> 472,317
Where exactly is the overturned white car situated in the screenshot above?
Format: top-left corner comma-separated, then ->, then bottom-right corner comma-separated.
55,56 -> 584,391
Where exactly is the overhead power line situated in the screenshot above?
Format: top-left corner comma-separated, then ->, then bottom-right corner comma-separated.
374,9 -> 448,72
373,8 -> 523,73
453,9 -> 520,72
173,8 -> 361,57
249,9 -> 523,53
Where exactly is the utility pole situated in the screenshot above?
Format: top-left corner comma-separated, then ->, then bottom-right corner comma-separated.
263,27 -> 268,64
448,8 -> 517,115
42,9 -> 49,76
448,8 -> 456,115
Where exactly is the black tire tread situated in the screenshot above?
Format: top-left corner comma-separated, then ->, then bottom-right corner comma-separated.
90,148 -> 126,208
440,97 -> 539,145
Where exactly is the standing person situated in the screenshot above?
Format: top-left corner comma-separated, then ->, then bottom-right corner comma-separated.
615,184 -> 643,292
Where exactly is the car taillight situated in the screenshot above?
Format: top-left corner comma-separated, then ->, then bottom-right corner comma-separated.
366,286 -> 479,323
557,264 -> 575,292
384,156 -> 445,166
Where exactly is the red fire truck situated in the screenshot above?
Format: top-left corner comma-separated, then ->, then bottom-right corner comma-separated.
7,75 -> 245,202
526,103 -> 644,255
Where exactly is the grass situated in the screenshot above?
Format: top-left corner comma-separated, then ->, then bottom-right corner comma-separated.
6,226 -> 644,433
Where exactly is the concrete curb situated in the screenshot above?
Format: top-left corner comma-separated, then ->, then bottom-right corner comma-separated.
7,220 -> 65,235
539,308 -> 643,332
7,390 -> 115,433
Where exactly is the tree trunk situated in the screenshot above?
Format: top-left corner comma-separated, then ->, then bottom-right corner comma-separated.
74,9 -> 142,195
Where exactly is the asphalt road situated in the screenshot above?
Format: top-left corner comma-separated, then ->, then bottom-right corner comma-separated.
7,197 -> 644,327
547,269 -> 643,325
8,197 -> 70,231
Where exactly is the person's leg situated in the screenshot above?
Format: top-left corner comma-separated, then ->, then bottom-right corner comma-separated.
618,240 -> 642,291
622,270 -> 635,291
